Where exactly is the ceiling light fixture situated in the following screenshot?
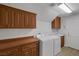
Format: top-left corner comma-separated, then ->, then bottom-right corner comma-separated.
58,3 -> 72,13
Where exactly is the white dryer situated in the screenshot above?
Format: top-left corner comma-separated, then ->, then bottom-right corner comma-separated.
36,34 -> 61,56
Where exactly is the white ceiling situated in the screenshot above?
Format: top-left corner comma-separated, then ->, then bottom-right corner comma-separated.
39,3 -> 79,14
67,3 -> 79,12
43,3 -> 79,15
38,3 -> 79,20
42,3 -> 79,17
1,3 -> 79,22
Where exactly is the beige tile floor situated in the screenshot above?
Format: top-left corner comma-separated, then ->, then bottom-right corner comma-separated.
57,47 -> 79,56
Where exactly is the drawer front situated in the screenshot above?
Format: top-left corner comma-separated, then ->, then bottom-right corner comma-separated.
0,47 -> 20,56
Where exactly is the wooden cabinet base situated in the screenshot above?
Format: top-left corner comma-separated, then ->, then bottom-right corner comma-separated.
0,37 -> 39,56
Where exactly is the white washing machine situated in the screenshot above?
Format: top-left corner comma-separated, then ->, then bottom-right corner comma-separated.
36,34 -> 61,56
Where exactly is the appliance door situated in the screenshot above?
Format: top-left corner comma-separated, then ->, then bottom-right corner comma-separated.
39,38 -> 54,56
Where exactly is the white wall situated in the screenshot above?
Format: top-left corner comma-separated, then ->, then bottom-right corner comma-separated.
62,14 -> 79,50
0,3 -> 52,40
0,20 -> 51,40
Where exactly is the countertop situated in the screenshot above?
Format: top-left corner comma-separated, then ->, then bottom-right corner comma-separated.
0,36 -> 38,50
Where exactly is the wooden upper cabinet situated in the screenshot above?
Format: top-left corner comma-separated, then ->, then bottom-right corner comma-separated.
51,16 -> 61,29
0,4 -> 36,28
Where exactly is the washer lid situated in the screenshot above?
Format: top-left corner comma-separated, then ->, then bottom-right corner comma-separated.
36,34 -> 60,41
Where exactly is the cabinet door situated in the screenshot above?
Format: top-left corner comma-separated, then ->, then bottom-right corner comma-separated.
28,13 -> 36,28
24,12 -> 36,28
52,16 -> 61,29
0,47 -> 20,56
19,11 -> 25,28
8,8 -> 15,28
11,9 -> 25,28
24,12 -> 29,28
22,47 -> 38,56
55,17 -> 61,28
28,13 -> 32,28
30,14 -> 36,28
14,9 -> 20,28
31,47 -> 39,56
21,42 -> 39,56
0,5 -> 15,28
0,6 -> 9,28
61,36 -> 64,48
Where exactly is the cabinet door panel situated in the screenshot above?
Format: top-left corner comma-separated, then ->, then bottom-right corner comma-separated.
55,18 -> 60,28
31,47 -> 39,56
7,8 -> 14,28
6,7 -> 15,28
31,14 -> 36,28
21,42 -> 39,56
0,47 -> 20,56
28,13 -> 32,28
0,6 -> 9,27
10,8 -> 15,28
22,47 -> 38,56
61,36 -> 64,48
0,6 -> 15,28
22,48 -> 31,56
19,11 -> 25,28
24,12 -> 29,27
14,10 -> 25,28
28,13 -> 36,28
52,16 -> 61,29
14,9 -> 20,27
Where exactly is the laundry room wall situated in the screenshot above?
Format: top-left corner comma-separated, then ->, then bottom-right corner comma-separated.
62,13 -> 79,50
